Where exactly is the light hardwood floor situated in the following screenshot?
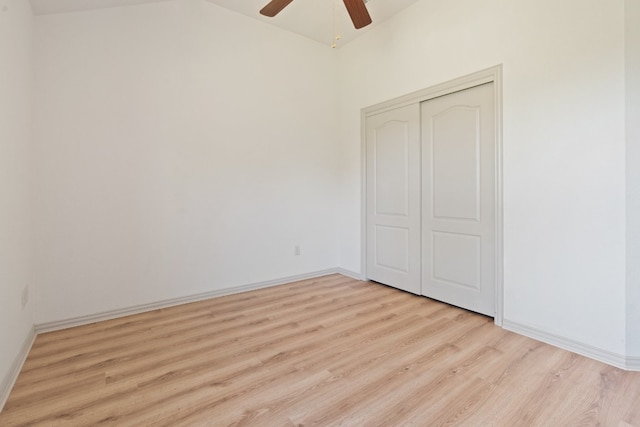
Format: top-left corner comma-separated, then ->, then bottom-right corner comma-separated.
1,274 -> 639,426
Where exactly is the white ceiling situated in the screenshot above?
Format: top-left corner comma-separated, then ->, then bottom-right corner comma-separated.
29,0 -> 420,47
29,0 -> 174,15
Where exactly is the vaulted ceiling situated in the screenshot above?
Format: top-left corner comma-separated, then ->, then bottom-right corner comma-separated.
29,0 -> 421,47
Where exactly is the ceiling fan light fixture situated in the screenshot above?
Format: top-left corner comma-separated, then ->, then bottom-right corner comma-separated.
259,0 -> 372,30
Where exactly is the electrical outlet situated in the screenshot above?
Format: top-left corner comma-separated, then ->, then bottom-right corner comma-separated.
294,245 -> 301,256
21,285 -> 29,309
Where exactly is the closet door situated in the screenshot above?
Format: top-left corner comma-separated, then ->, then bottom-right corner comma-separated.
365,104 -> 421,294
421,83 -> 496,316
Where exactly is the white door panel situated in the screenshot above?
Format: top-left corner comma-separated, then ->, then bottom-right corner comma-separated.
432,106 -> 481,221
422,83 -> 496,316
366,104 -> 421,294
374,122 -> 410,216
432,231 -> 481,290
375,226 -> 410,272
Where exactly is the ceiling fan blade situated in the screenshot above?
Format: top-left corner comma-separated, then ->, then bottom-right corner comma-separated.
343,0 -> 372,29
260,0 -> 295,17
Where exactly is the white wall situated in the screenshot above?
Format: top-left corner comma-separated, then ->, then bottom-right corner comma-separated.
32,0 -> 340,324
626,0 -> 640,358
337,0 -> 628,355
0,0 -> 34,399
22,0 -> 638,364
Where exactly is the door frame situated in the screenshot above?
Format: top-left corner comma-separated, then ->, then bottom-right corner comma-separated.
361,65 -> 504,326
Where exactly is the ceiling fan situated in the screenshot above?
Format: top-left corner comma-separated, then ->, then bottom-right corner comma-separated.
260,0 -> 372,29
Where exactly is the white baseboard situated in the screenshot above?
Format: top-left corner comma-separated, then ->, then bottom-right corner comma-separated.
626,356 -> 640,371
334,268 -> 365,281
502,319 -> 630,370
0,326 -> 36,413
35,269 -> 355,334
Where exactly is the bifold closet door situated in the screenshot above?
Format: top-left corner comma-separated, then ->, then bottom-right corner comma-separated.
365,104 -> 421,294
421,83 -> 496,316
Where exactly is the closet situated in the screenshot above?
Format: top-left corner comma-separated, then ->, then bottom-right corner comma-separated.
364,70 -> 501,318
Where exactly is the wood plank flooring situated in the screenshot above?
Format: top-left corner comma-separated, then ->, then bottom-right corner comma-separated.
1,274 -> 639,426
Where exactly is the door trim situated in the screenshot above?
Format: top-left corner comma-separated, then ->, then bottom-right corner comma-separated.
361,65 -> 504,326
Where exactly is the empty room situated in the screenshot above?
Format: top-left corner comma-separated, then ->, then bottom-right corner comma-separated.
1,0 -> 639,425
